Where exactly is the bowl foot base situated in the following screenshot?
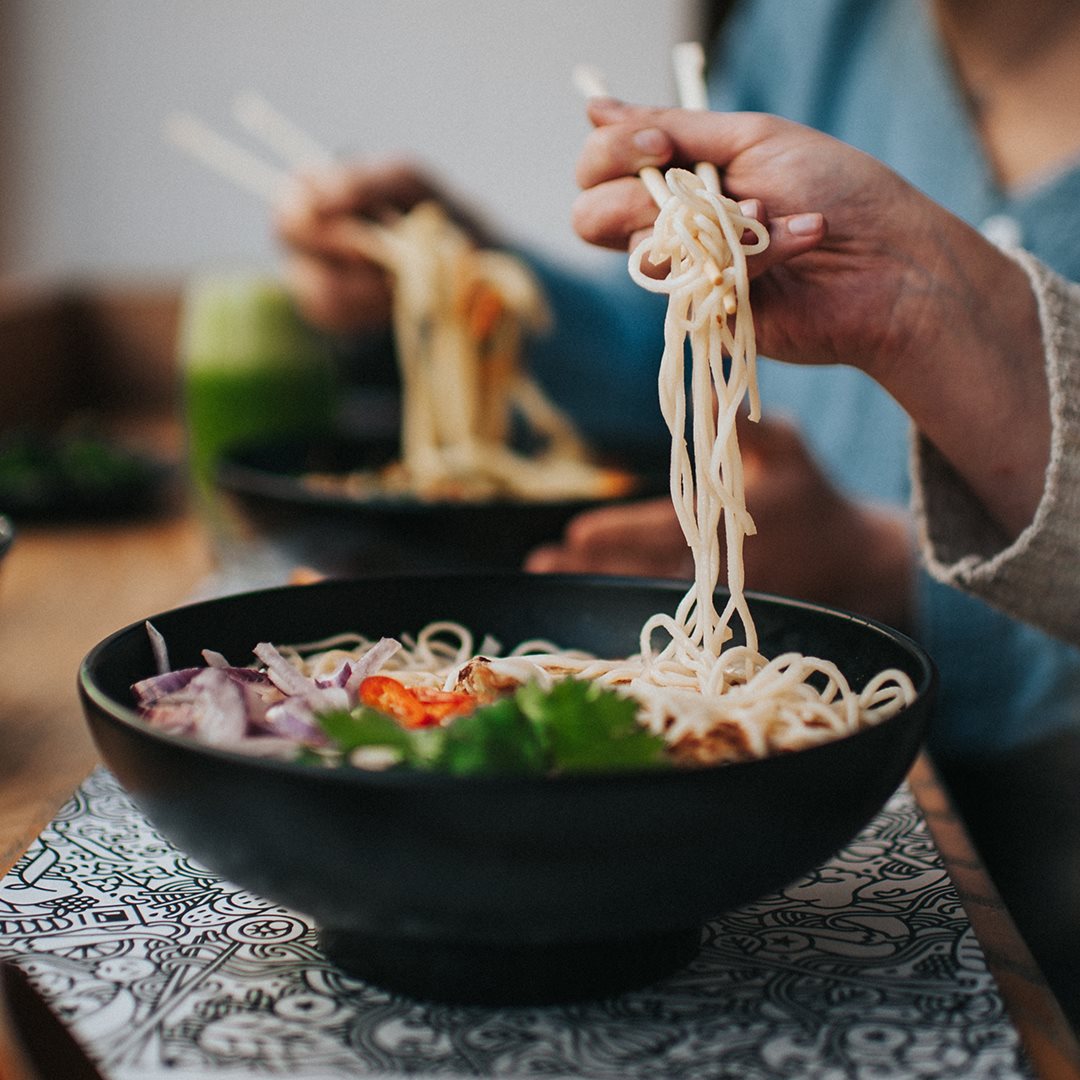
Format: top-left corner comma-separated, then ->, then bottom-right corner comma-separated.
319,925 -> 702,1006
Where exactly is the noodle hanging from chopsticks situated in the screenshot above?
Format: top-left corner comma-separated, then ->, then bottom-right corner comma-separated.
164,95 -> 631,505
159,58 -> 919,766
280,51 -> 919,765
373,203 -> 629,501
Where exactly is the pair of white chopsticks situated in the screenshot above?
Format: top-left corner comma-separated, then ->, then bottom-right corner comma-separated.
164,91 -> 334,205
165,93 -> 399,265
573,41 -> 720,204
167,41 -> 716,212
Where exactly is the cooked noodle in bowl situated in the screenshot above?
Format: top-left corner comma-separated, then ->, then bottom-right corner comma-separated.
164,90 -> 639,509
79,573 -> 934,1004
210,198 -> 656,575
299,200 -> 636,505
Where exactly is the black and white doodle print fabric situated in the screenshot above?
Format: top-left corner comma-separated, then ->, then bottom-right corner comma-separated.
0,769 -> 1033,1080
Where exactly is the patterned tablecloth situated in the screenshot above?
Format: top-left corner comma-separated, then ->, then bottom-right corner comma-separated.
0,768 -> 1032,1080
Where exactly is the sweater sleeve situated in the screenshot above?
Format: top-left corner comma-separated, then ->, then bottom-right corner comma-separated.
911,249 -> 1080,646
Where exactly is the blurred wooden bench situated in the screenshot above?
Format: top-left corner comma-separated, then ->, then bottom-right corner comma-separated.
0,282 -> 181,432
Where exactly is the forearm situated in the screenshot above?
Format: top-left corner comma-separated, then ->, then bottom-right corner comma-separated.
910,252 -> 1080,645
873,218 -> 1051,540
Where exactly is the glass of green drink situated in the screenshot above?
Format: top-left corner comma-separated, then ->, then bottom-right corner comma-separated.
179,272 -> 337,503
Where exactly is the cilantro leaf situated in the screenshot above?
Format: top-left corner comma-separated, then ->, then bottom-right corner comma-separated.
516,679 -> 670,773
317,677 -> 671,776
317,708 -> 444,767
434,698 -> 546,776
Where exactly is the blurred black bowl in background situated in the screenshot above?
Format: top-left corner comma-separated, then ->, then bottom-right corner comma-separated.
214,434 -> 668,575
0,429 -> 176,523
0,514 -> 13,577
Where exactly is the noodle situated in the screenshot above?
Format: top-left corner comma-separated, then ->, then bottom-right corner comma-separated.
304,201 -> 633,503
279,165 -> 917,766
154,51 -> 918,767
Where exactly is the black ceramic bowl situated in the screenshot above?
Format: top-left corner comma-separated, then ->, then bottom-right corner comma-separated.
214,434 -> 666,575
0,514 -> 12,573
0,430 -> 175,522
78,574 -> 934,1005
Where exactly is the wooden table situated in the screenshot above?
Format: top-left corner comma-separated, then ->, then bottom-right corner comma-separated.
0,509 -> 1078,1078
0,512 -> 213,873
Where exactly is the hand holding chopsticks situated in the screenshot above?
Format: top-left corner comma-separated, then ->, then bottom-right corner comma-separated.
165,91 -> 402,268
574,42 -> 721,205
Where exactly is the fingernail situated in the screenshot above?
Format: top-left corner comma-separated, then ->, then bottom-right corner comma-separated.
632,128 -> 669,157
738,199 -> 761,219
787,212 -> 824,236
590,96 -> 627,111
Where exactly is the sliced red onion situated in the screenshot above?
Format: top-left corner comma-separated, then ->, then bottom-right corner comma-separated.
180,668 -> 248,745
263,698 -> 325,742
145,621 -> 170,674
344,638 -> 401,696
133,667 -> 204,705
138,701 -> 198,735
135,630 -> 403,758
238,678 -> 277,729
267,684 -> 348,740
133,664 -> 271,707
253,642 -> 317,696
315,658 -> 354,690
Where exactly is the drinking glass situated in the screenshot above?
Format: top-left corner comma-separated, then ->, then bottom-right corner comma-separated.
177,271 -> 337,581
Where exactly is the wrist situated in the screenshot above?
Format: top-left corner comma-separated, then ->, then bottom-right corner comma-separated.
873,220 -> 1049,538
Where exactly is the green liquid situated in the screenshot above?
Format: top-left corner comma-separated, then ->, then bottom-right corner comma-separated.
178,275 -> 338,509
184,359 -> 336,501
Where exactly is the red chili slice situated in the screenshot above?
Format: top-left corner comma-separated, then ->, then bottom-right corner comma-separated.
358,675 -> 477,728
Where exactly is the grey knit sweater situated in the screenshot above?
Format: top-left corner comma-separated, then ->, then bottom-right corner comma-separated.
912,250 -> 1080,647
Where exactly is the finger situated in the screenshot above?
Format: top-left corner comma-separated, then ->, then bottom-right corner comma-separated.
276,211 -> 372,265
745,212 -> 826,277
275,189 -> 398,268
524,541 -> 638,575
524,542 -> 687,578
572,176 -> 660,250
523,544 -> 587,574
284,253 -> 392,334
274,159 -> 438,256
585,100 -> 781,175
300,157 -> 438,217
576,121 -> 675,189
273,174 -> 325,248
526,499 -> 695,578
737,198 -> 763,224
562,499 -> 687,561
736,412 -> 807,459
735,413 -> 826,495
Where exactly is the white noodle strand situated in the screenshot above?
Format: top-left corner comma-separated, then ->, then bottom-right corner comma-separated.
278,46 -> 917,765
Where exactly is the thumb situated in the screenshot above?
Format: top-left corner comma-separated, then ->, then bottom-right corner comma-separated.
748,212 -> 826,276
585,99 -> 776,170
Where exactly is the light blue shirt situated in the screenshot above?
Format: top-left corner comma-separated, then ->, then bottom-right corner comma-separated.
526,0 -> 1080,762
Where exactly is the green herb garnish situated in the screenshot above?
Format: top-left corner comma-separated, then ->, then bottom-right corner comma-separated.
315,678 -> 670,776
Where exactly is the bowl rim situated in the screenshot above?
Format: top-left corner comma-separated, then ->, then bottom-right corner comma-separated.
78,572 -> 936,790
214,436 -> 664,515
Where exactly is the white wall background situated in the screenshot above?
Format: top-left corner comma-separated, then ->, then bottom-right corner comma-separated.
3,1 -> 699,282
